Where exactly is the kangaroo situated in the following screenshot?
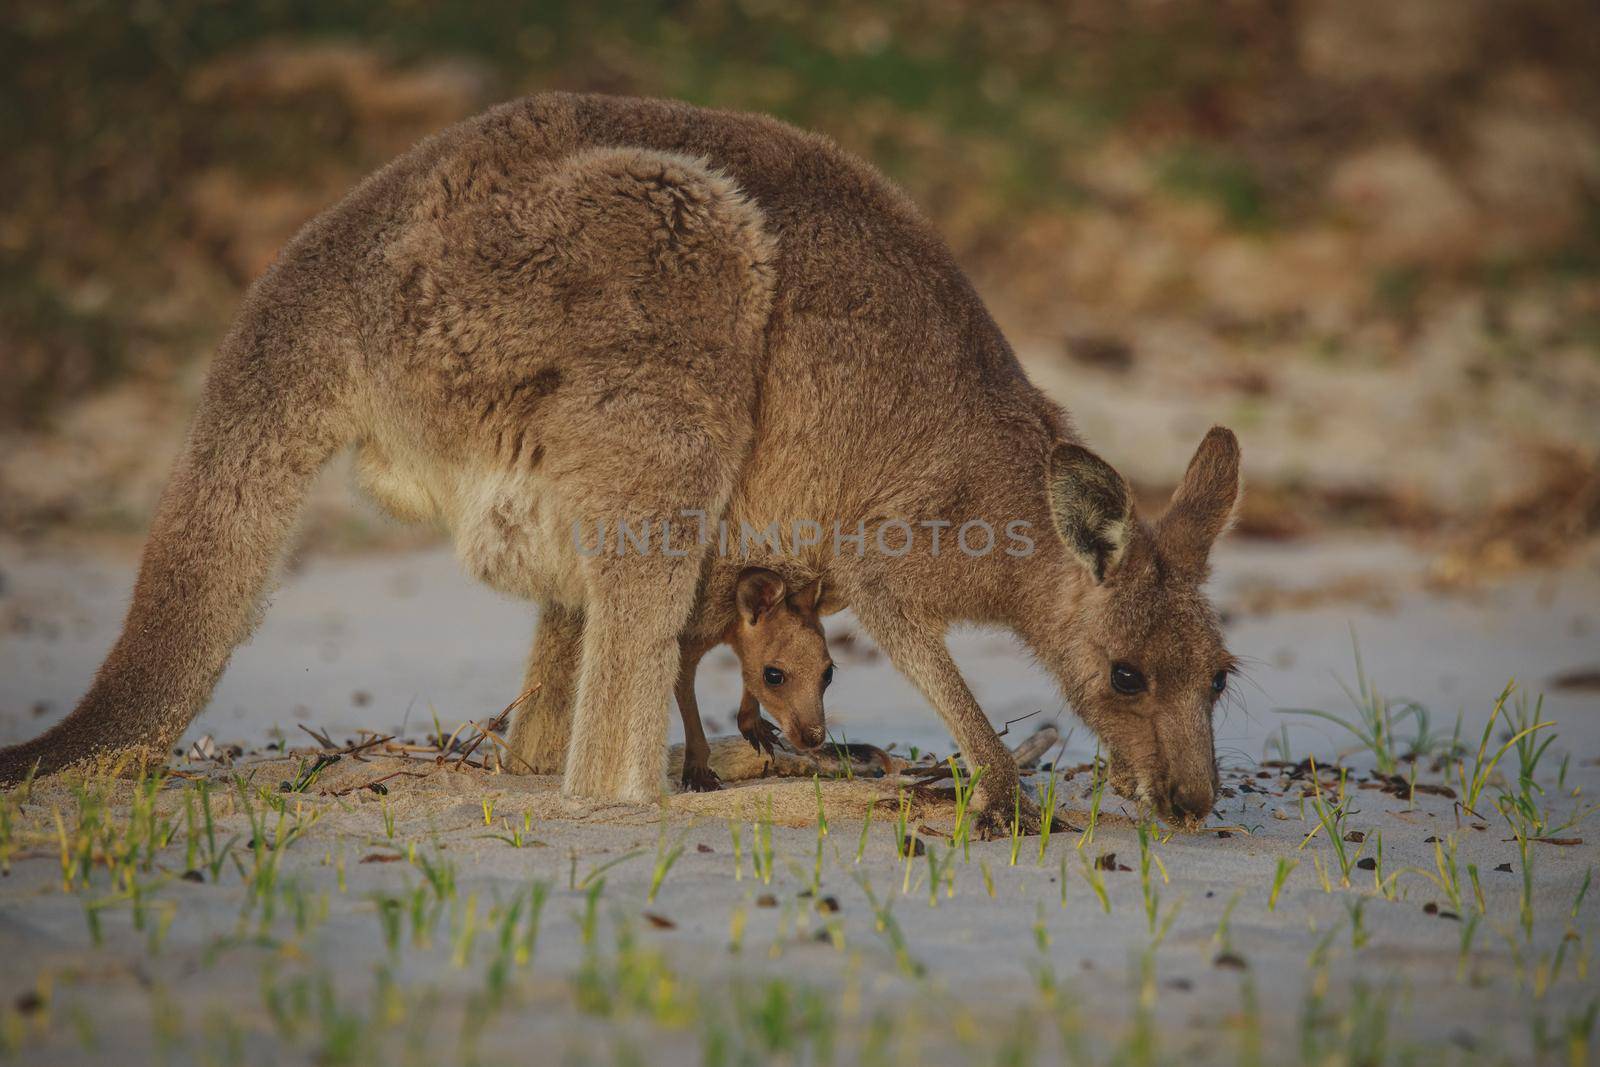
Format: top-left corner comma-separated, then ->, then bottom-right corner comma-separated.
675,567 -> 832,792
0,93 -> 1241,832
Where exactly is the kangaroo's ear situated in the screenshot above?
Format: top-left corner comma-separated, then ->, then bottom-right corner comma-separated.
736,567 -> 788,625
1048,442 -> 1134,582
1155,426 -> 1240,576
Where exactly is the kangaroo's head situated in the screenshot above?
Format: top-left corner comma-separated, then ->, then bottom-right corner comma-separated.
729,568 -> 833,751
1042,427 -> 1241,827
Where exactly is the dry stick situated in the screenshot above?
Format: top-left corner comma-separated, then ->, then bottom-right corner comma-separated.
447,687 -> 539,770
383,743 -> 442,755
480,729 -> 539,776
326,766 -> 435,797
298,723 -> 337,749
1012,726 -> 1062,771
379,746 -> 487,767
437,719 -> 476,758
432,686 -> 538,763
296,724 -> 395,762
994,709 -> 1044,739
341,733 -> 393,760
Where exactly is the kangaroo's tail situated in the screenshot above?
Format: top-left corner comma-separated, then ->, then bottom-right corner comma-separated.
0,277 -> 354,785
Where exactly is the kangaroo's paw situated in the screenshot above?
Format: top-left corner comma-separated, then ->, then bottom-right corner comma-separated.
681,763 -> 722,793
968,790 -> 1043,840
738,716 -> 782,758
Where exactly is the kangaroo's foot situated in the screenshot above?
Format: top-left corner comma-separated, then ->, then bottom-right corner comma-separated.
681,761 -> 722,792
738,714 -> 782,758
964,778 -> 1045,840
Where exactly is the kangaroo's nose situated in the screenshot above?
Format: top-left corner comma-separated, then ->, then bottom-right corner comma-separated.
796,724 -> 826,751
1168,780 -> 1214,823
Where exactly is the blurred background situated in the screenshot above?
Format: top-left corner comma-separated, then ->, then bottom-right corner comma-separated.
3,0 -> 1598,581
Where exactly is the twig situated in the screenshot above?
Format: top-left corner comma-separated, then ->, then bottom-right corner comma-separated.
480,728 -> 538,775
995,709 -> 1042,739
448,687 -> 538,769
298,723 -> 337,750
297,724 -> 394,762
326,767 -> 435,797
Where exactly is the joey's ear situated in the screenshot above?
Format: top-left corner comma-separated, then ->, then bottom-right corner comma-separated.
789,578 -> 824,615
736,568 -> 787,625
1048,442 -> 1134,582
1155,426 -> 1240,575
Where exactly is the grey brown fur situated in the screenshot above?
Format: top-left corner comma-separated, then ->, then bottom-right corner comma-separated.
0,94 -> 1241,830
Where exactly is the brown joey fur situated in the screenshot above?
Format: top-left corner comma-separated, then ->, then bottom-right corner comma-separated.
0,94 -> 1241,830
675,568 -> 833,792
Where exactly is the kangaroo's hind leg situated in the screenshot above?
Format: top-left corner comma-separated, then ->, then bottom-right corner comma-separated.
505,604 -> 584,774
484,148 -> 773,804
561,446 -> 739,803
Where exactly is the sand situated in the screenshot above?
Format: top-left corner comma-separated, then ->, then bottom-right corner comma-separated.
1,535 -> 1597,1064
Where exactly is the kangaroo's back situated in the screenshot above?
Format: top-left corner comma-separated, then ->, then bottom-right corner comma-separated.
362,92 -> 1068,618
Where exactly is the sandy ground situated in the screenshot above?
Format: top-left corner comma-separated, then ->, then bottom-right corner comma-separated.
1,536 -> 1598,1064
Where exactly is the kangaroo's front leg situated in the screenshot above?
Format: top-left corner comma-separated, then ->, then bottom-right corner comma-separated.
855,603 -> 1041,836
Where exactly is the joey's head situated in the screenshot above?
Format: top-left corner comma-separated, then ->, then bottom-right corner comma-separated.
729,568 -> 833,751
1040,427 -> 1242,827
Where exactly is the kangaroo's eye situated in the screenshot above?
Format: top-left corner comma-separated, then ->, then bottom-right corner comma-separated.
763,666 -> 786,687
1212,670 -> 1228,694
1110,663 -> 1147,695
822,665 -> 835,688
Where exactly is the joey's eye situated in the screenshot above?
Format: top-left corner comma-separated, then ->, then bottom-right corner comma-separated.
822,665 -> 835,688
1110,663 -> 1147,695
763,666 -> 786,687
1212,670 -> 1228,694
